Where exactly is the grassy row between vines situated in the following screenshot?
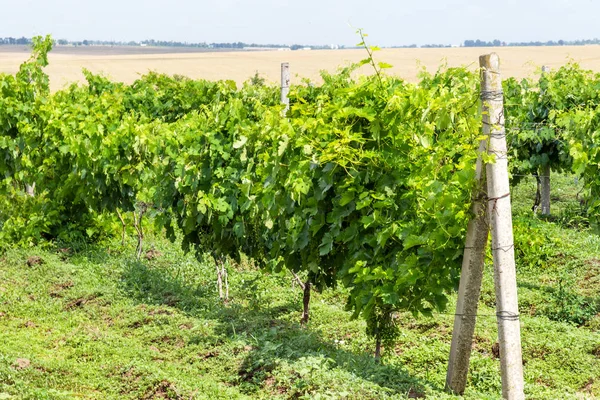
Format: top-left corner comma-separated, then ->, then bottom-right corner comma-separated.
0,176 -> 598,399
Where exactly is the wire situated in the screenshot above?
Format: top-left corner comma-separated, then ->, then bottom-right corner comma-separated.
486,193 -> 511,202
487,150 -> 509,160
510,174 -> 550,178
480,90 -> 504,101
436,311 -> 520,321
491,244 -> 515,253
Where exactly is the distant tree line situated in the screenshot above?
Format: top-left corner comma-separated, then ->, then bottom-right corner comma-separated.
420,44 -> 451,48
389,38 -> 600,49
0,37 -> 31,45
0,37 -> 342,51
464,38 -> 600,47
464,39 -> 504,47
3,36 -> 600,49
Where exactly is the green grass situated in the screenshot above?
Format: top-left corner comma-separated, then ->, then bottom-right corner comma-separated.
0,173 -> 599,399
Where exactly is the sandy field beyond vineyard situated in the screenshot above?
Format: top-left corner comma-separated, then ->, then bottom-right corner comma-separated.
1,45 -> 600,91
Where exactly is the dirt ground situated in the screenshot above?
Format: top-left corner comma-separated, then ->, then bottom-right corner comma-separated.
2,45 -> 600,91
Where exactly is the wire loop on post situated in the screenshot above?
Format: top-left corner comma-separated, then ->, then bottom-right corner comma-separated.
437,311 -> 521,321
480,90 -> 504,101
491,244 -> 515,253
486,193 -> 511,202
496,311 -> 520,321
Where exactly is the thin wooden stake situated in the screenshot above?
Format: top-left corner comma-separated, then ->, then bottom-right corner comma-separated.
133,210 -> 144,260
481,53 -> 525,400
540,65 -> 551,216
25,72 -> 37,198
216,263 -> 223,299
532,172 -> 541,214
281,62 -> 290,114
300,281 -> 311,325
116,209 -> 127,246
445,125 -> 490,393
223,264 -> 229,301
540,164 -> 551,216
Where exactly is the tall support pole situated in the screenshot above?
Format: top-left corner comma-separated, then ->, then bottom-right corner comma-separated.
26,72 -> 37,197
481,53 -> 525,400
445,138 -> 490,392
540,162 -> 551,216
540,65 -> 551,216
280,62 -> 290,114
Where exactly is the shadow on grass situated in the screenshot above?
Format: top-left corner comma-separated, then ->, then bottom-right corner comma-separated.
519,280 -> 600,304
119,259 -> 433,397
518,280 -> 600,326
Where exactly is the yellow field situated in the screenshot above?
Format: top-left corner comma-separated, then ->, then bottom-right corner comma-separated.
2,45 -> 600,91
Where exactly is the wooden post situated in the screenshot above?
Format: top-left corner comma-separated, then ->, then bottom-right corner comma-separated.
25,72 -> 36,198
280,62 -> 290,114
216,263 -> 223,299
540,164 -> 551,215
445,136 -> 490,393
481,53 -> 525,400
540,65 -> 551,216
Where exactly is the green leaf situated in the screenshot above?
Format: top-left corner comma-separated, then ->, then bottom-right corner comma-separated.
417,134 -> 431,148
404,235 -> 426,250
356,195 -> 372,210
339,190 -> 355,206
233,136 -> 248,149
278,137 -> 289,156
360,215 -> 376,228
319,233 -> 333,256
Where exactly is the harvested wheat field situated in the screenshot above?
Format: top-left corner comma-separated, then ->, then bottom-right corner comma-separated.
2,45 -> 600,90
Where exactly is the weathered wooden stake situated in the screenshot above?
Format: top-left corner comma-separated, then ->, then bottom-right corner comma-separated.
540,164 -> 551,215
280,62 -> 290,113
133,208 -> 145,260
116,209 -> 127,246
540,65 -> 551,216
481,53 -> 525,400
445,128 -> 490,393
223,264 -> 229,301
216,263 -> 223,299
301,281 -> 311,325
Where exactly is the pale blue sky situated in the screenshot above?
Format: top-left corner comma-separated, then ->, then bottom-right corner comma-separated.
0,0 -> 597,46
